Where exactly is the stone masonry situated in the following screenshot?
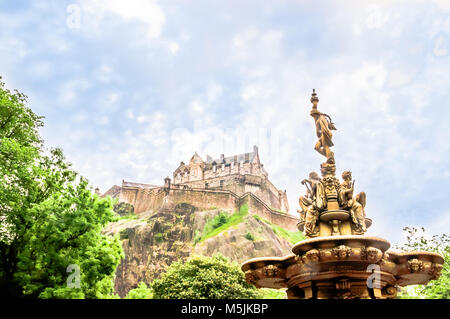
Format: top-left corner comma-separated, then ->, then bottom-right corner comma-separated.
103,146 -> 298,231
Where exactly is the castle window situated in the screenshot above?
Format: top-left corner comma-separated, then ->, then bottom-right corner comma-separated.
220,180 -> 224,188
205,182 -> 209,188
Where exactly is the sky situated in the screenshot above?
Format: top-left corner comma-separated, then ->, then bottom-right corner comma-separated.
0,0 -> 449,244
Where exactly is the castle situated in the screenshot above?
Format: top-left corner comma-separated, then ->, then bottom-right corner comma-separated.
103,146 -> 297,231
172,145 -> 289,212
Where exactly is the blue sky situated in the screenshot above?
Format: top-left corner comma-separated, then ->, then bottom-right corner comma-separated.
1,0 -> 449,244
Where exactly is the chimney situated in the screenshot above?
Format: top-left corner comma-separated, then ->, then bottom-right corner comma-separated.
164,176 -> 171,189
253,145 -> 258,153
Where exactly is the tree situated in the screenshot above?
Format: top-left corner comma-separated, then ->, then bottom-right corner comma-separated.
125,282 -> 153,299
395,227 -> 449,299
151,254 -> 260,299
0,77 -> 123,298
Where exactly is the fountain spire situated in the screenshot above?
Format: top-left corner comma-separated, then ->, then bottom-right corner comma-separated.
241,89 -> 444,299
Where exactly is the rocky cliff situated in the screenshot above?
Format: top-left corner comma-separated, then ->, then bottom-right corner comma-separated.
104,202 -> 303,297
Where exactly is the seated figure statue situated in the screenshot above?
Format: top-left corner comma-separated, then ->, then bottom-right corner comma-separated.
339,171 -> 367,234
298,172 -> 326,238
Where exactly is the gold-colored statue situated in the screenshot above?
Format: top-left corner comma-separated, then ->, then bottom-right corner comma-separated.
310,89 -> 337,164
339,171 -> 367,234
302,90 -> 367,238
241,89 -> 445,300
298,172 -> 325,237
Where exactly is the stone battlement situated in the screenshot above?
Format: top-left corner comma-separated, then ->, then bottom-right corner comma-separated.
172,146 -> 289,212
104,180 -> 299,232
102,146 -> 296,231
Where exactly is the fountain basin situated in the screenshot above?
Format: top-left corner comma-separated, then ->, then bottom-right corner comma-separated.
241,235 -> 444,299
320,210 -> 349,222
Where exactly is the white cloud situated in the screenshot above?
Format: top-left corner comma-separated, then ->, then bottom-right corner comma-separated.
79,0 -> 165,39
1,0 -> 448,240
232,28 -> 283,60
98,115 -> 109,125
106,92 -> 119,104
126,109 -> 135,119
136,115 -> 147,123
168,41 -> 179,54
241,83 -> 275,102
93,64 -> 113,82
365,5 -> 389,29
30,62 -> 51,78
73,112 -> 88,122
207,83 -> 223,102
433,34 -> 449,57
190,100 -> 204,113
0,38 -> 28,58
432,0 -> 450,11
58,79 -> 92,104
388,69 -> 414,87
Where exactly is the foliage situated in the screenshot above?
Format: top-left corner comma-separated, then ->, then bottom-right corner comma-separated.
125,282 -> 153,299
395,227 -> 449,299
259,288 -> 286,299
154,233 -> 164,242
0,77 -> 43,148
203,211 -> 229,235
193,229 -> 202,244
119,229 -> 129,240
195,205 -> 249,243
253,215 -> 305,244
245,232 -> 255,241
0,77 -> 123,298
151,254 -> 260,299
114,202 -> 135,217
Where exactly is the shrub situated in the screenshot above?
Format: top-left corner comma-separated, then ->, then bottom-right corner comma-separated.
125,282 -> 153,299
151,254 -> 260,299
245,232 -> 255,241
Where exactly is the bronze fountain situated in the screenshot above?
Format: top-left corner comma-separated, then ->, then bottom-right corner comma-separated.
241,89 -> 444,299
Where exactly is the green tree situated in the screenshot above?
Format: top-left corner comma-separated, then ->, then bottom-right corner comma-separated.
151,254 -> 260,299
395,227 -> 449,299
0,77 -> 123,298
125,282 -> 153,299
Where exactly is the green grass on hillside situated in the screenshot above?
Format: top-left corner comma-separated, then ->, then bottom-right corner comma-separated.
259,288 -> 287,299
117,213 -> 137,221
253,214 -> 305,244
195,204 -> 249,244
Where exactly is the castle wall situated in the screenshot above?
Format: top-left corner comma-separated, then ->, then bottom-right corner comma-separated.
165,188 -> 299,231
175,160 -> 266,185
176,173 -> 288,212
114,186 -> 299,231
118,187 -> 166,214
165,188 -> 239,212
240,193 -> 299,232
